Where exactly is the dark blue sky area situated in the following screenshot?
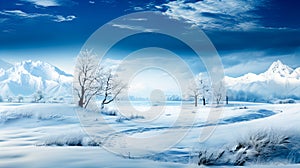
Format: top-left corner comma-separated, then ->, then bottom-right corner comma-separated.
0,0 -> 299,75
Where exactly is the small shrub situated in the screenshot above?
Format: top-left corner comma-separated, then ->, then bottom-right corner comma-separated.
101,110 -> 117,116
116,114 -> 145,123
197,130 -> 300,166
198,150 -> 225,166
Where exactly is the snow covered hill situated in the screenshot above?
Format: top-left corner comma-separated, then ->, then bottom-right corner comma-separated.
0,59 -> 13,70
0,60 -> 73,99
225,60 -> 300,102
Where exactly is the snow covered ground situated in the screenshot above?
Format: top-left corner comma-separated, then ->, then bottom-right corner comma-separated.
0,101 -> 300,167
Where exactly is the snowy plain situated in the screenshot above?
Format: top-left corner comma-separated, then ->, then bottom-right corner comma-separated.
0,101 -> 300,167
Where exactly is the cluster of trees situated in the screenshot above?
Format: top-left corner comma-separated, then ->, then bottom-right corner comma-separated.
188,75 -> 228,107
0,91 -> 66,103
73,50 -> 125,109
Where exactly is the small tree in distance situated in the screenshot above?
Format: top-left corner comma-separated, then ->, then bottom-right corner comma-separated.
18,95 -> 24,103
33,90 -> 44,103
213,81 -> 226,105
188,75 -> 210,107
188,81 -> 200,107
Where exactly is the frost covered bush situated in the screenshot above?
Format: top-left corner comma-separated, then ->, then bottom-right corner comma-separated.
0,111 -> 33,123
116,114 -> 145,123
101,107 -> 118,116
39,132 -> 99,146
272,99 -> 296,104
101,110 -> 118,116
198,150 -> 225,166
197,130 -> 300,166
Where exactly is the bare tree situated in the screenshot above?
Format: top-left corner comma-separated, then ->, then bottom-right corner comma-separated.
33,90 -> 44,103
101,72 -> 126,109
188,81 -> 200,107
18,95 -> 24,103
74,50 -> 102,108
213,81 -> 226,105
188,76 -> 210,107
74,49 -> 125,109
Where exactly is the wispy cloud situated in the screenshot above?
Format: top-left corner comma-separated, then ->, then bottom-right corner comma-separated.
0,10 -> 76,22
159,0 -> 266,31
53,15 -> 76,22
89,1 -> 95,4
126,18 -> 148,21
22,0 -> 60,7
0,18 -> 8,23
111,23 -> 157,32
2,29 -> 14,33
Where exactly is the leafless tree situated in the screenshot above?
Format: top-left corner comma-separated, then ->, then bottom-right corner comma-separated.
213,81 -> 226,105
18,95 -> 24,103
74,49 -> 125,109
188,76 -> 210,107
188,81 -> 200,107
33,90 -> 44,103
100,72 -> 126,109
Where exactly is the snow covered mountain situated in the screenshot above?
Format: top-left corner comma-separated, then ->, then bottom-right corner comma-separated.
225,60 -> 300,102
0,60 -> 73,99
0,59 -> 13,76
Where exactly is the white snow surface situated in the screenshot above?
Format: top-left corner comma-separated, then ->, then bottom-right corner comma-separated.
0,102 -> 300,167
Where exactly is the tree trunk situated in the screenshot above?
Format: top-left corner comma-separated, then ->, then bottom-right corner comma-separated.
226,96 -> 228,105
203,97 -> 206,106
194,95 -> 198,107
78,86 -> 85,108
78,97 -> 84,108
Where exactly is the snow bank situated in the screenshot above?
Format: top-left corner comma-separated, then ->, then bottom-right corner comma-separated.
39,131 -> 99,146
0,110 -> 33,123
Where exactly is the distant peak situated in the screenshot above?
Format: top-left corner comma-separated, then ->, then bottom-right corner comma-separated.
266,60 -> 293,77
270,60 -> 284,67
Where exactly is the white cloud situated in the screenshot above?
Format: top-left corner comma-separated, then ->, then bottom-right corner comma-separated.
133,7 -> 144,11
111,23 -> 157,32
0,10 -> 46,18
53,15 -> 76,22
224,61 -> 270,77
160,0 -> 265,30
2,29 -> 14,33
0,10 -> 76,23
22,0 -> 60,7
127,18 -> 148,21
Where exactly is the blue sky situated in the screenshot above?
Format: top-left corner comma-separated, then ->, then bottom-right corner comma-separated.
0,0 -> 299,76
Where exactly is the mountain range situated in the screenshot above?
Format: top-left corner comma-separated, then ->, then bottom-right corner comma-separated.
0,59 -> 73,99
225,60 -> 300,102
0,59 -> 299,102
